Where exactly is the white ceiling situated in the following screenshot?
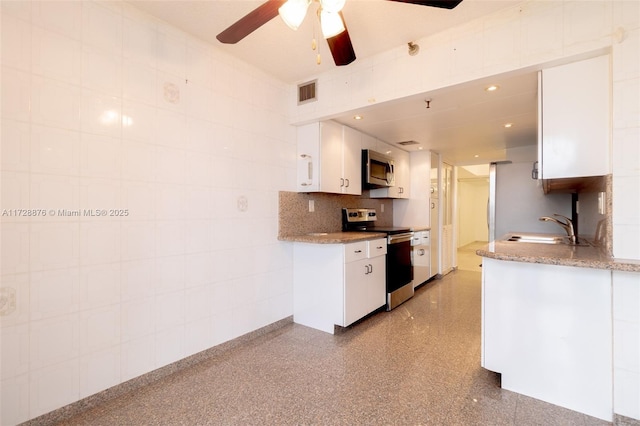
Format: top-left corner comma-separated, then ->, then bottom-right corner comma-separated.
129,0 -> 537,166
333,70 -> 539,165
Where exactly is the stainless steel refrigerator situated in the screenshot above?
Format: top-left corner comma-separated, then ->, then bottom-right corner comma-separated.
488,161 -> 572,241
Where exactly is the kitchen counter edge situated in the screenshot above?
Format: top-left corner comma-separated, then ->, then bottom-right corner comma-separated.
476,242 -> 640,272
279,232 -> 388,244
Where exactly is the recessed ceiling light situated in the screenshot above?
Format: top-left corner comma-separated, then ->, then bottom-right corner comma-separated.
418,147 -> 423,150
504,123 -> 513,128
485,85 -> 500,92
474,154 -> 479,158
353,115 -> 363,120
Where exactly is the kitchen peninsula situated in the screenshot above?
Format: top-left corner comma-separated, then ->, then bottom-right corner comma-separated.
477,238 -> 640,422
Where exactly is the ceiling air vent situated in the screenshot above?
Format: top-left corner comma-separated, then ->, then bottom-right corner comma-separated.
397,140 -> 419,146
297,80 -> 317,105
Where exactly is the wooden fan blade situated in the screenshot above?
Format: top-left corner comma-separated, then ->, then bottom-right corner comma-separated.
216,0 -> 287,44
326,12 -> 356,66
386,0 -> 463,9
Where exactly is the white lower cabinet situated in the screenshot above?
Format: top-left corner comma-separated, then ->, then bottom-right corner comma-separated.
481,257 -> 612,421
293,239 -> 386,334
412,231 -> 431,288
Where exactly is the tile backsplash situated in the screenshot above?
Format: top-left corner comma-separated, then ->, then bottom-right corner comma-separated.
278,191 -> 394,238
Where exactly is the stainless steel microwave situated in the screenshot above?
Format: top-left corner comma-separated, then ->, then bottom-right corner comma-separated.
362,149 -> 395,188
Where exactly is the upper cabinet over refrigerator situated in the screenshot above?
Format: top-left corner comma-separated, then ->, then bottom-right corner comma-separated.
538,55 -> 611,180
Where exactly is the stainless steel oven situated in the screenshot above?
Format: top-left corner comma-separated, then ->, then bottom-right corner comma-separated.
342,208 -> 414,310
385,232 -> 414,310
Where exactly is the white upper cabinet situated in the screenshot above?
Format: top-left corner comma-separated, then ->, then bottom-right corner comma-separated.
296,121 -> 362,195
342,125 -> 363,195
370,143 -> 410,199
539,55 -> 611,179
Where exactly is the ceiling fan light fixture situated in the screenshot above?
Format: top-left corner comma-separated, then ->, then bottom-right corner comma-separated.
320,10 -> 345,39
320,0 -> 345,13
279,0 -> 311,30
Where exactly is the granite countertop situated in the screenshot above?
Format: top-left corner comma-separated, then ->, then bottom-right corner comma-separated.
279,232 -> 387,244
477,234 -> 640,272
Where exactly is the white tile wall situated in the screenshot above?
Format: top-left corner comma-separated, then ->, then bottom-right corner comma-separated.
31,125 -> 81,175
32,26 -> 82,84
120,333 -> 155,382
0,374 -> 30,425
1,119 -> 30,172
1,0 -> 293,423
79,263 -> 121,310
2,67 -> 32,122
29,359 -> 81,418
31,76 -> 81,130
32,1 -> 82,41
1,323 -> 30,380
79,346 -> 120,398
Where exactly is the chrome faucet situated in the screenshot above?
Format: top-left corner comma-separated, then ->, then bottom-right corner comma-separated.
539,214 -> 576,244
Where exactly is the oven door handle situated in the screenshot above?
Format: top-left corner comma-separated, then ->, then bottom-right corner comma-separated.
388,233 -> 413,244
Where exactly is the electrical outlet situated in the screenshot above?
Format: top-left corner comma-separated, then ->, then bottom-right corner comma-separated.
381,204 -> 384,213
309,200 -> 315,212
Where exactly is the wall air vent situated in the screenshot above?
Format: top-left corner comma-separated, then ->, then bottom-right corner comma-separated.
397,140 -> 419,146
297,80 -> 317,105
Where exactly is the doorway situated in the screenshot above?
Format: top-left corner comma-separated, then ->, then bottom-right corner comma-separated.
456,164 -> 490,272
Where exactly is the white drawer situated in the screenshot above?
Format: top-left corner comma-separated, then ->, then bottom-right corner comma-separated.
344,241 -> 367,263
367,238 -> 387,257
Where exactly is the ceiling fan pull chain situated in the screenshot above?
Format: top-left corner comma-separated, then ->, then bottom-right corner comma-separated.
313,15 -> 321,64
311,15 -> 317,51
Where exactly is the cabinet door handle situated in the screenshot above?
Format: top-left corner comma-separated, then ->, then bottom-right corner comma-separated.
354,249 -> 362,253
345,178 -> 350,187
369,264 -> 373,273
431,202 -> 435,209
300,154 -> 313,185
377,246 -> 384,250
340,178 -> 344,187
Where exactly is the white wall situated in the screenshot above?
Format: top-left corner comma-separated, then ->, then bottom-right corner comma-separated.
0,2 -> 296,424
289,0 -> 640,419
457,179 -> 488,247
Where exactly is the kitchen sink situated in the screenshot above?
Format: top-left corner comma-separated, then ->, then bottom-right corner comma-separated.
503,233 -> 592,246
506,235 -> 565,244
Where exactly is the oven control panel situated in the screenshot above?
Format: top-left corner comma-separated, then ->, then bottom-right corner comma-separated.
343,208 -> 377,223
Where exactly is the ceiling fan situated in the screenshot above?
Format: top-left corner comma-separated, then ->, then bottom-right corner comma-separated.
216,0 -> 463,66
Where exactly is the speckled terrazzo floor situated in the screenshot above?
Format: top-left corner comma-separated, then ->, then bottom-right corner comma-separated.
56,270 -> 610,426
